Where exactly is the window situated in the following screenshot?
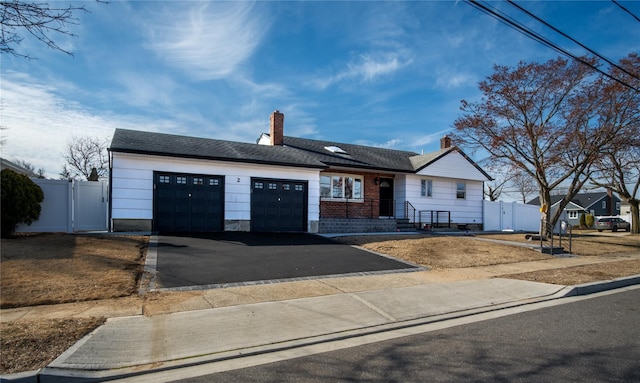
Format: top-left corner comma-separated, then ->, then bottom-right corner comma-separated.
282,184 -> 291,191
568,211 -> 578,219
295,184 -> 304,192
193,177 -> 204,185
254,182 -> 263,189
159,175 -> 171,184
421,179 -> 433,197
616,202 -> 620,212
602,200 -> 606,209
176,176 -> 187,185
456,182 -> 466,199
320,174 -> 363,200
268,183 -> 277,190
209,178 -> 220,186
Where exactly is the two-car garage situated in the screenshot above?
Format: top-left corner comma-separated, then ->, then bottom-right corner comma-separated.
153,172 -> 308,233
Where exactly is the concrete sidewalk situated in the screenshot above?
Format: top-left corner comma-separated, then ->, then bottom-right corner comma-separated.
36,278 -> 570,381
3,274 -> 639,383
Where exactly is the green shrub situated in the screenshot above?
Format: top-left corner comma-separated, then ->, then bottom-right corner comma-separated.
1,169 -> 44,237
579,213 -> 586,228
585,214 -> 595,228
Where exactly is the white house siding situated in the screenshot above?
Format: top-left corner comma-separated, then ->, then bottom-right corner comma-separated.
111,152 -> 321,232
402,174 -> 484,226
418,151 -> 489,181
390,152 -> 486,227
405,151 -> 489,227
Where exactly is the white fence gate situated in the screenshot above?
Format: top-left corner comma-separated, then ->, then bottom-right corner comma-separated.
16,179 -> 108,233
483,200 -> 540,232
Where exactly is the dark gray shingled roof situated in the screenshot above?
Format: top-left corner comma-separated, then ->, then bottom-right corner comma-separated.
110,129 -> 491,177
109,129 -> 326,169
282,136 -> 419,172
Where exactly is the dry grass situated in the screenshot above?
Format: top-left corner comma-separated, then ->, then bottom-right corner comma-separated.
1,234 -> 148,308
502,259 -> 640,285
348,236 -> 551,269
0,317 -> 105,374
0,233 -> 147,374
478,232 -> 640,256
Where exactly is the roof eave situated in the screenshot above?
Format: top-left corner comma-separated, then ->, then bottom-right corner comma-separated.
109,148 -> 327,170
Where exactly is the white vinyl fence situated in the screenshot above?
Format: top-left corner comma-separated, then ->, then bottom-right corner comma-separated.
16,179 -> 108,233
483,200 -> 540,232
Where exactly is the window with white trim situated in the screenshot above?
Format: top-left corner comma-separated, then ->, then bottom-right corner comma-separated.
568,211 -> 578,219
320,174 -> 363,200
602,200 -> 606,209
421,179 -> 432,197
456,182 -> 466,199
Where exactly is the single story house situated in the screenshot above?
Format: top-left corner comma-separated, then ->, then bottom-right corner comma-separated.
108,111 -> 491,233
527,191 -> 622,227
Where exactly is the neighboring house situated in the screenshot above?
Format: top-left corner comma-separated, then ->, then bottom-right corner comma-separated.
527,191 -> 622,227
108,111 -> 491,233
0,158 -> 36,177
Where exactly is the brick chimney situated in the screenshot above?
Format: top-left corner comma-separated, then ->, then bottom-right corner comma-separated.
270,110 -> 284,146
440,135 -> 452,149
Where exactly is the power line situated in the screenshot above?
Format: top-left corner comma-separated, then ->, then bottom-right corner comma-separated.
612,0 -> 640,23
464,0 -> 640,93
506,0 -> 639,81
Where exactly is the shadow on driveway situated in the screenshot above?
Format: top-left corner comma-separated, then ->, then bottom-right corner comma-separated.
154,232 -> 421,289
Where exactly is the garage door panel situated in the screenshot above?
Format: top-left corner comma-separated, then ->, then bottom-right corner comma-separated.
154,172 -> 224,232
251,178 -> 308,232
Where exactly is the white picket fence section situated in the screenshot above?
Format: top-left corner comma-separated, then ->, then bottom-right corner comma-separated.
483,200 -> 540,232
16,179 -> 108,233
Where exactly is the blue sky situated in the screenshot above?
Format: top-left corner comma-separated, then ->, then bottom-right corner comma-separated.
1,1 -> 639,181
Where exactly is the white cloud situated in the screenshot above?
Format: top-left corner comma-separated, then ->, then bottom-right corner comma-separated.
146,2 -> 269,80
311,53 -> 412,90
0,73 -> 185,178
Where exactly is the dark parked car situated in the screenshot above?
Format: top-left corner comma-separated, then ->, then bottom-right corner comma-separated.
595,217 -> 630,232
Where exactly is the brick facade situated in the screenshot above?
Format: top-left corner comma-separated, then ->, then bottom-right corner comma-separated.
319,170 -> 394,219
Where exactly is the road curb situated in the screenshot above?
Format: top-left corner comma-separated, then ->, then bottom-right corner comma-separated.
562,274 -> 640,297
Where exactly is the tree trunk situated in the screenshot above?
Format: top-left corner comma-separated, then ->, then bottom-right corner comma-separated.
630,201 -> 640,235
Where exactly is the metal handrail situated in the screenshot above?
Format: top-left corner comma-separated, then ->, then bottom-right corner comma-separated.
418,210 -> 451,229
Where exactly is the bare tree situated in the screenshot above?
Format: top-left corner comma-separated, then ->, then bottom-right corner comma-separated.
453,56 -> 627,235
12,158 -> 44,177
0,1 -> 102,58
481,161 -> 512,201
588,54 -> 640,234
510,169 -> 537,204
62,135 -> 109,181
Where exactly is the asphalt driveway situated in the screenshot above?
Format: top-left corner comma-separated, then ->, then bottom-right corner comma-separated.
154,232 -> 421,289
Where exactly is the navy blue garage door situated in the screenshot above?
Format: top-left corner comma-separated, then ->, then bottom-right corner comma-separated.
251,178 -> 307,232
154,172 -> 224,232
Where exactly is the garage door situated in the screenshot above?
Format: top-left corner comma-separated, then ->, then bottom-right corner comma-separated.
154,172 -> 224,232
251,178 -> 307,232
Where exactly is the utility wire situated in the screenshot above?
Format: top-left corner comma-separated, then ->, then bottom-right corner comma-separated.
612,0 -> 640,23
507,0 -> 639,81
465,0 -> 640,93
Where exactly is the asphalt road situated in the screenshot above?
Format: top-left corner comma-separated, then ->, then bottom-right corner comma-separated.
176,288 -> 640,383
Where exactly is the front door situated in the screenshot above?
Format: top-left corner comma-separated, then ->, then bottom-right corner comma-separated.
379,178 -> 394,217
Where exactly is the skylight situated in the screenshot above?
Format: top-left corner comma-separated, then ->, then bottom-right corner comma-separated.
324,145 -> 348,155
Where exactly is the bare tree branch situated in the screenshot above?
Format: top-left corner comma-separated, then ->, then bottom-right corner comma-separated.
0,1 -> 104,58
